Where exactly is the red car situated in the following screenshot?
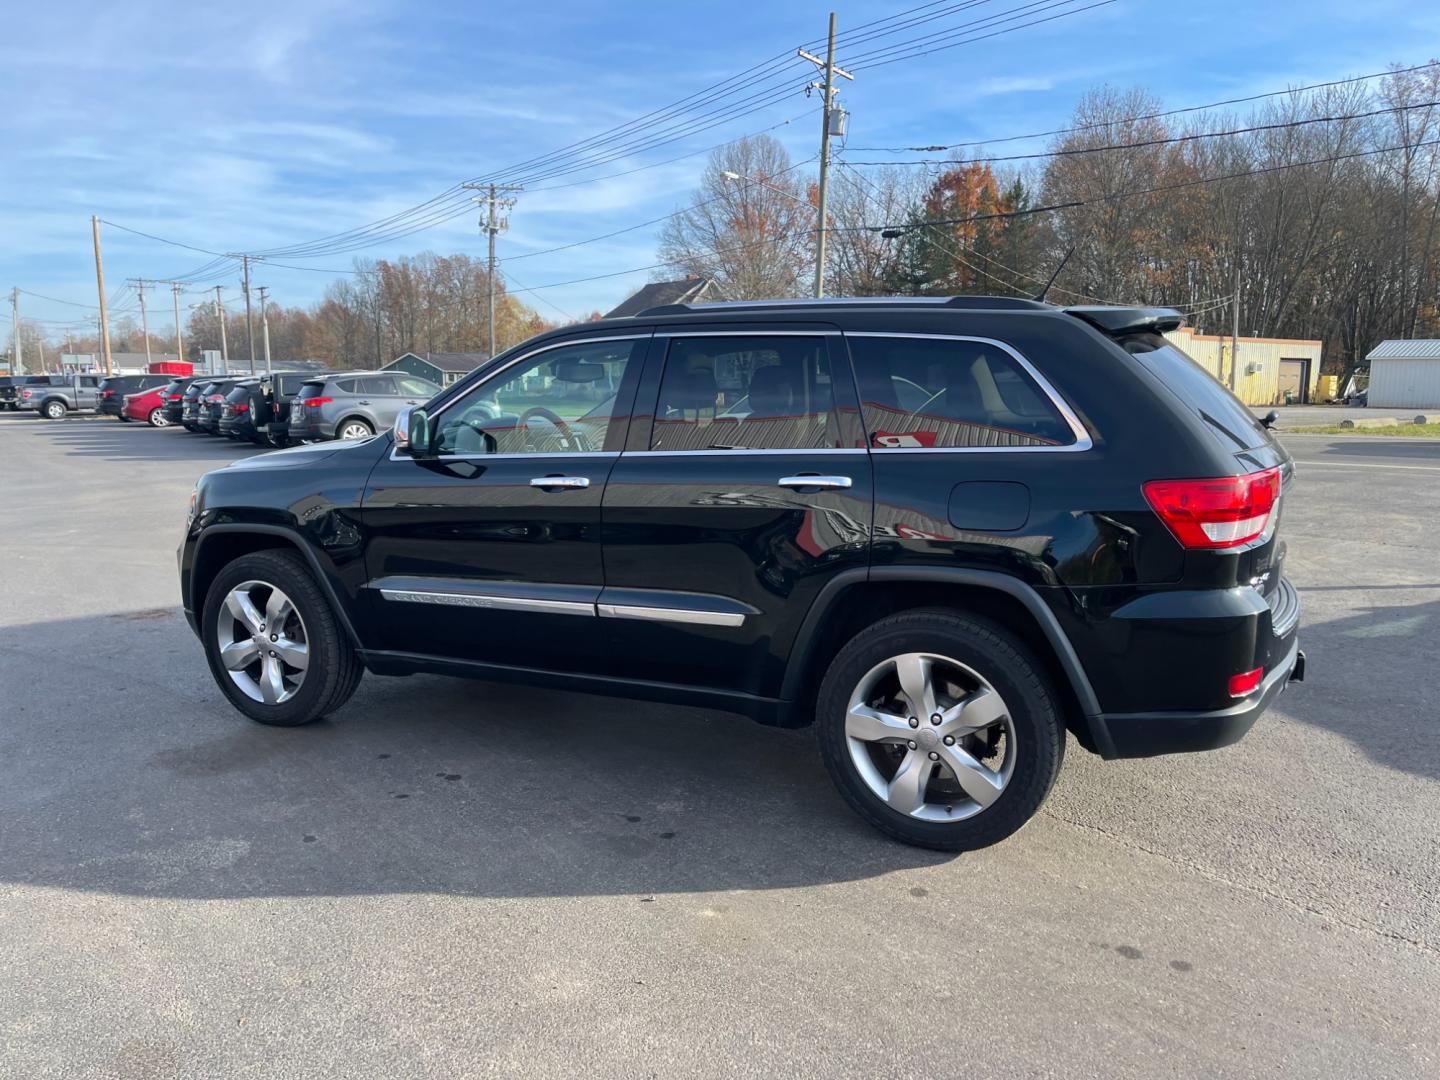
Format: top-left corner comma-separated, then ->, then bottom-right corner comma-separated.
121,384 -> 172,427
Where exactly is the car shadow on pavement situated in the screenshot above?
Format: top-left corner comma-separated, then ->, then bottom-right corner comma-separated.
10,414 -> 268,463
0,609 -> 945,902
1282,595 -> 1440,782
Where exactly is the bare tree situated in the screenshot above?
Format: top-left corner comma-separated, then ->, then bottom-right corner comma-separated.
659,135 -> 813,299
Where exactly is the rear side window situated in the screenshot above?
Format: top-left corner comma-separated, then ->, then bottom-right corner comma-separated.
396,376 -> 439,397
849,335 -> 1075,448
1122,333 -> 1272,451
650,335 -> 840,451
360,375 -> 398,395
332,378 -> 359,394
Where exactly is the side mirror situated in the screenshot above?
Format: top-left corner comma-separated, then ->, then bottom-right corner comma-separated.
395,405 -> 431,455
1260,409 -> 1279,429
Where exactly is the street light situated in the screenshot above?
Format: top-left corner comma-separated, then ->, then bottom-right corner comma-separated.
721,170 -> 812,210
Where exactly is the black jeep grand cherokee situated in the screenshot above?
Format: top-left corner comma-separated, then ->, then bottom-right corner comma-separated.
180,297 -> 1304,850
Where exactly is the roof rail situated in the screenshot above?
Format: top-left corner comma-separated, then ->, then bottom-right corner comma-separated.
1064,306 -> 1183,335
635,295 -> 1057,317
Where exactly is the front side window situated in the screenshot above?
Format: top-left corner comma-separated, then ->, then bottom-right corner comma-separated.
849,335 -> 1075,449
433,337 -> 642,455
649,335 -> 840,451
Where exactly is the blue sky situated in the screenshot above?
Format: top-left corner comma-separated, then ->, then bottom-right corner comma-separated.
4,0 -> 1438,337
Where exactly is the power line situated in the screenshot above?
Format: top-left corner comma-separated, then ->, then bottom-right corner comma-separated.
845,0 -> 1117,71
849,136 -> 1440,234
841,101 -> 1440,166
848,60 -> 1440,152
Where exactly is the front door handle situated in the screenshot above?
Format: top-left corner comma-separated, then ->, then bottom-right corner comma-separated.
530,475 -> 591,490
778,475 -> 852,491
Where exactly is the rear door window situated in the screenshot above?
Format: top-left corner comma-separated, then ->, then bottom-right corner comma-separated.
649,335 -> 841,451
1121,333 -> 1273,451
360,375 -> 398,396
848,334 -> 1077,448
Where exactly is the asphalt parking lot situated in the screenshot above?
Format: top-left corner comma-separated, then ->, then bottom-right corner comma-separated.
2,411 -> 1437,1079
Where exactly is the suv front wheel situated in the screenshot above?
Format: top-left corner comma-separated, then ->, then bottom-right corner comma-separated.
201,549 -> 363,726
817,610 -> 1064,851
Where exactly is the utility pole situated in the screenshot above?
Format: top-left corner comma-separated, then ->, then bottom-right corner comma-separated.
9,287 -> 21,376
131,278 -> 153,369
153,281 -> 186,369
91,216 -> 114,375
463,182 -> 521,359
213,286 -> 230,372
799,13 -> 853,298
1229,259 -> 1240,392
256,285 -> 273,374
234,254 -> 258,374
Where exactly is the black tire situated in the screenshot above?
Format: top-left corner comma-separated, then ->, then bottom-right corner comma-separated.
816,609 -> 1064,852
201,549 -> 363,726
118,414 -> 131,423
42,399 -> 67,420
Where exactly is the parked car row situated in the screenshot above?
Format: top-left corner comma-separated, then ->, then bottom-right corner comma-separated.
2,368 -> 441,446
160,369 -> 441,446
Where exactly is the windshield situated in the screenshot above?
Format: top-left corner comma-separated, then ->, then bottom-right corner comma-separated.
1121,333 -> 1273,451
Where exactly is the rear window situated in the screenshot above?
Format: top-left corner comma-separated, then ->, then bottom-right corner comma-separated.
298,382 -> 328,399
850,335 -> 1076,448
225,385 -> 253,403
1122,333 -> 1273,451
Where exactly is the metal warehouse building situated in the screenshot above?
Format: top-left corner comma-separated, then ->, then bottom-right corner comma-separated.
1163,328 -> 1324,406
1364,339 -> 1440,408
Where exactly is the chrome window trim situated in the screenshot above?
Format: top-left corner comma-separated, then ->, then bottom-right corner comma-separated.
379,589 -> 594,616
624,447 -> 865,457
844,331 -> 1094,453
597,603 -> 745,628
388,446 -> 619,463
653,329 -> 842,338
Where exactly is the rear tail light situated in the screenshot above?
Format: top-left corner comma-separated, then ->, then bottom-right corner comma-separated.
167,393 -> 182,401
21,389 -> 32,399
304,397 -> 333,408
208,394 -> 223,402
1228,667 -> 1264,698
1142,467 -> 1280,550
232,403 -> 249,413
101,389 -> 115,398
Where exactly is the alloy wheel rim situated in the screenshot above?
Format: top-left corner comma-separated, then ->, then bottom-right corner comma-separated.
340,423 -> 371,439
845,652 -> 1016,823
215,580 -> 310,705
151,409 -> 169,427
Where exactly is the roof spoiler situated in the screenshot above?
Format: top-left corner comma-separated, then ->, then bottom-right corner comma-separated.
1065,306 -> 1184,335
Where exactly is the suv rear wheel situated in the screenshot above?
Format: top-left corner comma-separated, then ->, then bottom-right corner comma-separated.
337,418 -> 374,439
201,549 -> 362,726
817,610 -> 1063,851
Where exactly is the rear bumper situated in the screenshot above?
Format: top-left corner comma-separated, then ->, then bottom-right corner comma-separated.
1093,636 -> 1304,759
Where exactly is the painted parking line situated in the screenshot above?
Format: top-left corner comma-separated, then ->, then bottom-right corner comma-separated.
1290,459 -> 1440,472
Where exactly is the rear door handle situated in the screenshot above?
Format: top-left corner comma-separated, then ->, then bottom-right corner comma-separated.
530,475 -> 591,490
358,399 -> 371,405
777,475 -> 852,490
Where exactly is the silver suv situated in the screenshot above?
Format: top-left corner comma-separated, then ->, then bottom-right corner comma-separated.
286,371 -> 440,441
